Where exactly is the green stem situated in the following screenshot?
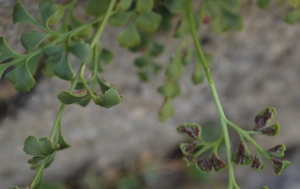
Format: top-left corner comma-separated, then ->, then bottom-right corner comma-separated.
78,0 -> 116,102
186,1 -> 237,188
92,43 -> 99,91
90,0 -> 117,48
49,64 -> 84,140
226,120 -> 270,158
79,65 -> 97,101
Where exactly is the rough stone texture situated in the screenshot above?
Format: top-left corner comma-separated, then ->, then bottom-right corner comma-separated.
0,1 -> 300,188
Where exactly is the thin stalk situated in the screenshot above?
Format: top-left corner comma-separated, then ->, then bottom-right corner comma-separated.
226,120 -> 270,158
90,0 -> 117,48
79,65 -> 97,101
49,64 -> 84,140
78,0 -> 116,102
186,0 -> 237,188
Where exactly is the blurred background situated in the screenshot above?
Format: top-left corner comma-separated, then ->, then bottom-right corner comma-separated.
0,0 -> 300,188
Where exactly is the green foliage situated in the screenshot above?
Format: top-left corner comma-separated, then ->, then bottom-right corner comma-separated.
85,0 -> 110,16
135,11 -> 162,33
57,89 -> 87,104
283,9 -> 300,24
108,11 -> 132,27
69,42 -> 93,63
116,0 -> 132,11
24,136 -> 59,157
117,23 -> 141,47
1,0 -> 293,189
6,61 -> 35,92
0,37 -> 19,63
13,2 -> 39,25
53,54 -> 74,80
136,0 -> 153,12
55,122 -> 71,150
95,88 -> 124,108
21,32 -> 48,52
257,0 -> 271,9
158,97 -> 174,121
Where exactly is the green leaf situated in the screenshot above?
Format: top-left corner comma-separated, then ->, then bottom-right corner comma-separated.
176,123 -> 202,141
158,97 -> 174,121
192,58 -> 205,85
29,164 -> 45,189
23,136 -> 59,157
53,54 -> 74,80
165,0 -> 184,13
21,31 -> 48,52
257,0 -> 271,9
221,7 -> 243,31
77,96 -> 92,107
157,80 -> 180,98
6,61 -> 35,92
71,15 -> 92,38
13,2 -> 39,25
116,0 -> 132,11
55,122 -> 70,150
283,9 -> 300,24
28,53 -> 42,75
165,54 -> 184,79
69,42 -> 92,63
0,62 -> 14,79
176,13 -> 198,38
85,0 -> 110,16
137,71 -> 149,82
48,5 -> 67,25
108,11 -> 132,27
289,0 -> 300,7
128,32 -> 150,52
219,0 -> 240,11
117,23 -> 140,47
39,0 -> 59,25
213,7 -> 243,33
57,89 -> 87,104
43,44 -> 63,63
42,59 -> 56,77
100,48 -> 114,64
97,77 -> 115,94
28,157 -> 47,170
135,11 -> 162,33
173,18 -> 189,38
44,152 -> 56,168
136,0 -> 153,12
75,77 -> 94,90
0,37 -> 19,63
152,63 -> 163,73
148,41 -> 164,57
134,56 -> 151,68
95,88 -> 123,108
